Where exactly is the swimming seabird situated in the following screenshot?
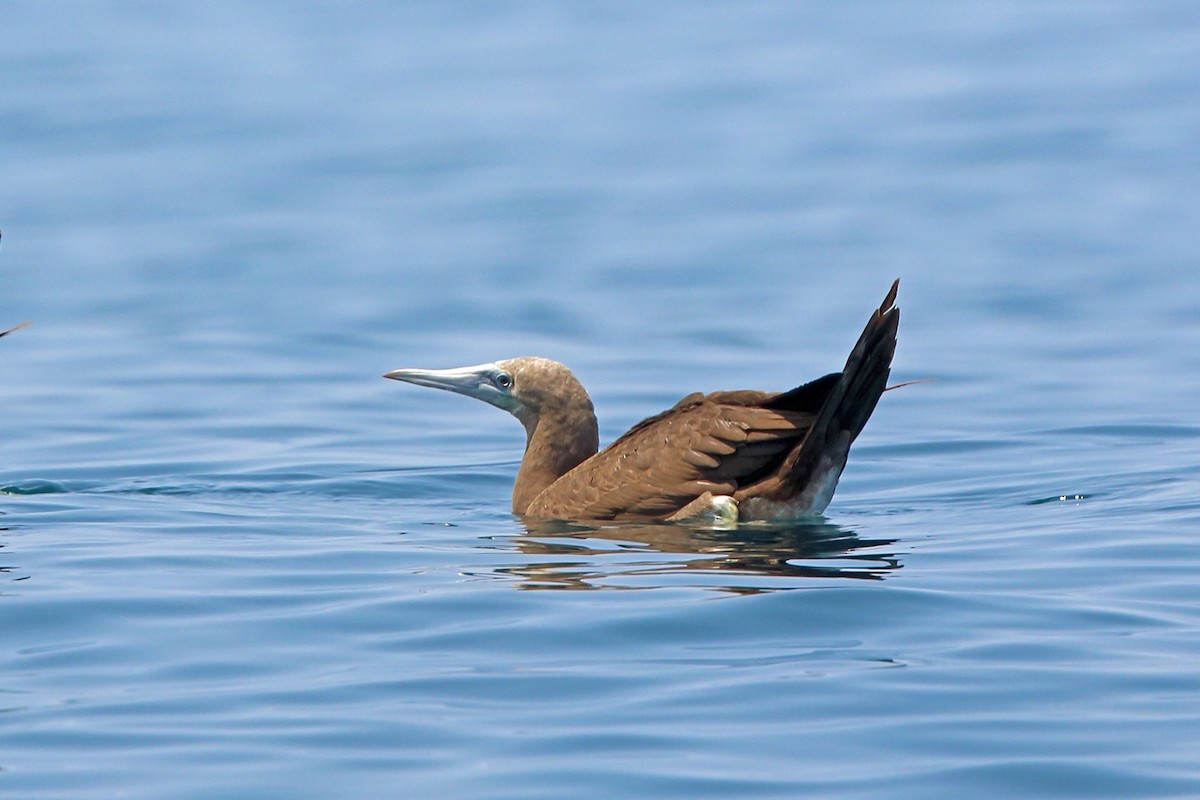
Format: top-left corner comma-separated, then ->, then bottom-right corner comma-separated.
384,281 -> 899,523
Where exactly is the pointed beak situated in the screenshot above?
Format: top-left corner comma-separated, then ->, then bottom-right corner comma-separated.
383,362 -> 517,412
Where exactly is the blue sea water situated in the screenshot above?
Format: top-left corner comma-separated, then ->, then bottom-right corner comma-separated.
3,2 -> 1200,797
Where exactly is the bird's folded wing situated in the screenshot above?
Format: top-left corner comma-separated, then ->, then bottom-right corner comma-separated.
526,394 -> 816,520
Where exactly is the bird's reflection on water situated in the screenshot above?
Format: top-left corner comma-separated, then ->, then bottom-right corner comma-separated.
493,517 -> 902,593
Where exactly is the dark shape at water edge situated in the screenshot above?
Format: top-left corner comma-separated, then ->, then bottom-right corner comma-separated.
0,322 -> 30,338
493,517 -> 903,593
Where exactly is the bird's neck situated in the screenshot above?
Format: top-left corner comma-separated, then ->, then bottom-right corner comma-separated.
512,407 -> 599,515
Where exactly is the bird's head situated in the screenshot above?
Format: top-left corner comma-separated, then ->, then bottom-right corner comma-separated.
383,356 -> 594,432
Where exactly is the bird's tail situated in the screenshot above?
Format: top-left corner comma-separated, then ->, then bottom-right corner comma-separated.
773,280 -> 900,510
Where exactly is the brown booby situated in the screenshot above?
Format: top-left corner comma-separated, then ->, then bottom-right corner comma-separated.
385,281 -> 899,523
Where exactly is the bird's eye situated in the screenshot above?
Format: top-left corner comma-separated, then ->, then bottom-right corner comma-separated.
495,372 -> 513,390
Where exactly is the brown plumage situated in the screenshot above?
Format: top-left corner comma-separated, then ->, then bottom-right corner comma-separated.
385,281 -> 899,522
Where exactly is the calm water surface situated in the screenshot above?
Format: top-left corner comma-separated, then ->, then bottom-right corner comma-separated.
3,2 -> 1200,798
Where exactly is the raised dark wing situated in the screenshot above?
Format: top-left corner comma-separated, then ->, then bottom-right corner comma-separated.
762,280 -> 899,502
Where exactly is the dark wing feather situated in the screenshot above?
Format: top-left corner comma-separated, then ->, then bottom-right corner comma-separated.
743,279 -> 899,504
